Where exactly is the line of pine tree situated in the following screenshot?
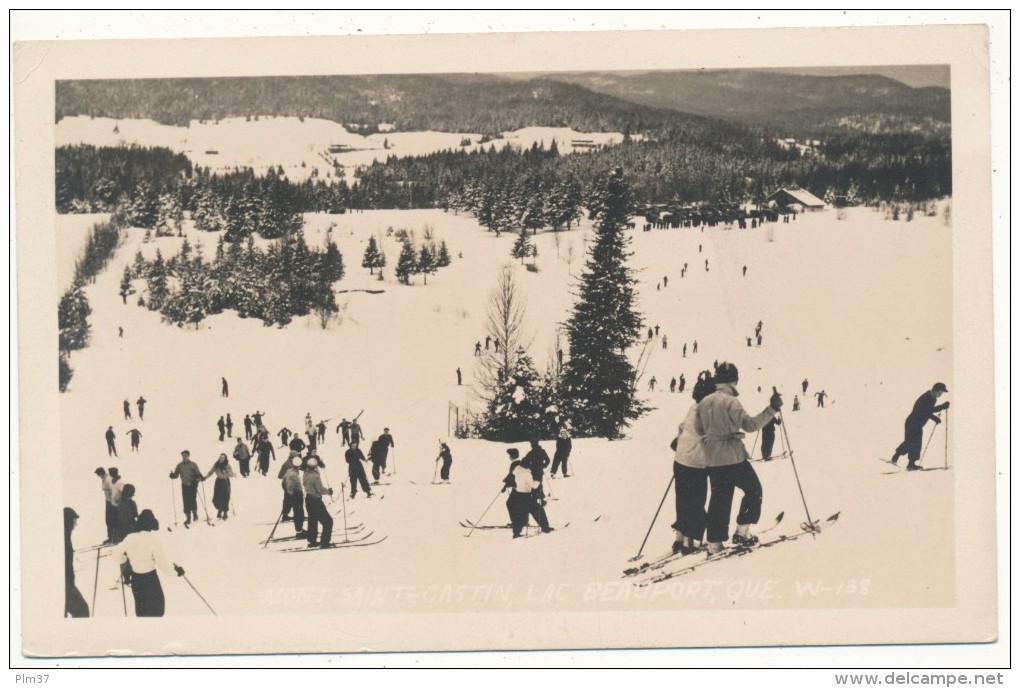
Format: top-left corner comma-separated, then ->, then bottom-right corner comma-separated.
389,235 -> 452,285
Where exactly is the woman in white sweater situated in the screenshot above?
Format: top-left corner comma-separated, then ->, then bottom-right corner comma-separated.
116,510 -> 185,617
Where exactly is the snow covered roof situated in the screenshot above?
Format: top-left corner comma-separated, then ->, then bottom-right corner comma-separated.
768,187 -> 826,208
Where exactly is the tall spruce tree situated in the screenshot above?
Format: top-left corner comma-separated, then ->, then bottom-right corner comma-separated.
560,167 -> 645,438
511,228 -> 533,265
417,244 -> 435,285
436,239 -> 451,267
395,239 -> 417,285
362,235 -> 384,275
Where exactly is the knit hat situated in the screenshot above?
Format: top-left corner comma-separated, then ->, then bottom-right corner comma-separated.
933,382 -> 949,393
714,362 -> 739,384
94,467 -> 106,476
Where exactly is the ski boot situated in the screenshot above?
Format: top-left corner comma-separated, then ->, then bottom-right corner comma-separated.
906,462 -> 922,471
706,542 -> 726,557
732,524 -> 759,548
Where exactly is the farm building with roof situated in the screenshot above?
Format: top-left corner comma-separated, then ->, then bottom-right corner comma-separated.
767,187 -> 827,211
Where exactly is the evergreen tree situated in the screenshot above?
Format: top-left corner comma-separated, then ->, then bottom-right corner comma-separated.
126,181 -> 160,228
322,239 -> 344,283
362,235 -> 385,275
511,228 -> 533,265
132,250 -> 147,278
480,348 -> 551,441
417,244 -> 435,285
119,265 -> 133,303
436,239 -> 451,267
560,167 -> 645,438
154,191 -> 184,236
58,287 -> 92,352
146,249 -> 169,310
395,239 -> 417,285
58,351 -> 73,392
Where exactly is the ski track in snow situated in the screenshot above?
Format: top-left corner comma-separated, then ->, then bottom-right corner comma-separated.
60,204 -> 954,617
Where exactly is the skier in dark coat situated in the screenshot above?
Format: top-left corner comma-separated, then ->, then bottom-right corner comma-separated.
225,414 -> 234,438
114,484 -> 139,544
243,415 -> 254,440
232,437 -> 251,477
670,377 -> 677,393
760,417 -> 781,460
436,443 -> 453,482
252,411 -> 265,430
123,399 -> 132,420
253,430 -> 275,476
204,454 -> 235,519
456,367 -> 462,385
168,450 -> 203,527
344,445 -> 373,499
126,428 -> 142,452
105,426 -> 118,457
802,378 -> 809,394
522,439 -> 551,500
815,390 -> 827,408
374,428 -> 394,478
288,435 -> 306,454
335,419 -> 352,446
217,416 -> 226,442
136,396 -> 147,420
278,427 -> 292,448
792,396 -> 801,412
551,428 -> 572,478
316,421 -> 327,444
221,377 -> 229,397
302,457 -> 333,548
679,374 -> 686,393
502,448 -> 552,537
890,383 -> 950,470
64,508 -> 89,618
350,420 -> 364,448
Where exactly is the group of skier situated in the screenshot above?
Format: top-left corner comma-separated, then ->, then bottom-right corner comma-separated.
495,428 -> 572,538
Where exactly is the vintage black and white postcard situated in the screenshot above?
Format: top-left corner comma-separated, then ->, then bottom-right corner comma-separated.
12,15 -> 1001,664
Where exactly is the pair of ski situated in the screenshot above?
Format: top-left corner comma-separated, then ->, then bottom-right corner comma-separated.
634,512 -> 841,586
276,529 -> 388,552
409,480 -> 451,486
460,519 -> 571,532
877,458 -> 948,474
622,512 -> 785,578
264,522 -> 366,545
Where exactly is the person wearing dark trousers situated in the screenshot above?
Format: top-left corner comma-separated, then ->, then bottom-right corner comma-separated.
278,427 -> 292,448
136,397 -> 147,420
671,371 -> 715,554
232,437 -> 251,478
522,439 -> 551,500
244,415 -> 253,440
801,378 -> 809,394
335,419 -> 351,446
105,426 -> 118,457
436,442 -> 453,482
891,383 -> 950,470
116,510 -> 185,617
123,400 -> 132,420
288,435 -> 306,455
697,363 -> 782,555
253,430 -> 276,476
350,420 -> 363,448
126,428 -> 142,452
815,390 -> 827,408
679,374 -> 686,393
375,428 -> 394,476
551,428 -> 572,478
502,448 -> 552,537
217,416 -> 226,442
221,377 -> 229,397
456,368 -> 462,385
96,468 -> 116,543
114,484 -> 139,544
281,455 -> 305,534
368,440 -> 384,482
316,421 -> 327,444
225,414 -> 234,438
64,508 -> 89,618
169,450 -> 204,527
345,445 -> 373,499
302,458 -> 333,548
760,417 -> 781,460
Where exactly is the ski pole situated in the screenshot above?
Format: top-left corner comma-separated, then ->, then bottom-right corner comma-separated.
170,480 -> 178,527
263,509 -> 285,548
749,430 -> 759,460
921,411 -> 942,462
182,574 -> 218,616
120,574 -> 128,616
630,475 -> 675,562
467,488 -> 505,538
432,458 -> 440,484
322,468 -> 336,503
340,482 -> 349,544
777,408 -> 817,537
944,409 -> 949,470
391,447 -> 397,476
199,481 -> 213,524
91,547 -> 101,616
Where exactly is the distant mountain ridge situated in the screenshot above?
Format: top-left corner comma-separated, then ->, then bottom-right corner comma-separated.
542,70 -> 950,130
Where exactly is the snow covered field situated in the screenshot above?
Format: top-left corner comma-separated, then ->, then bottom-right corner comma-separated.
59,204 -> 956,631
56,116 -> 627,182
